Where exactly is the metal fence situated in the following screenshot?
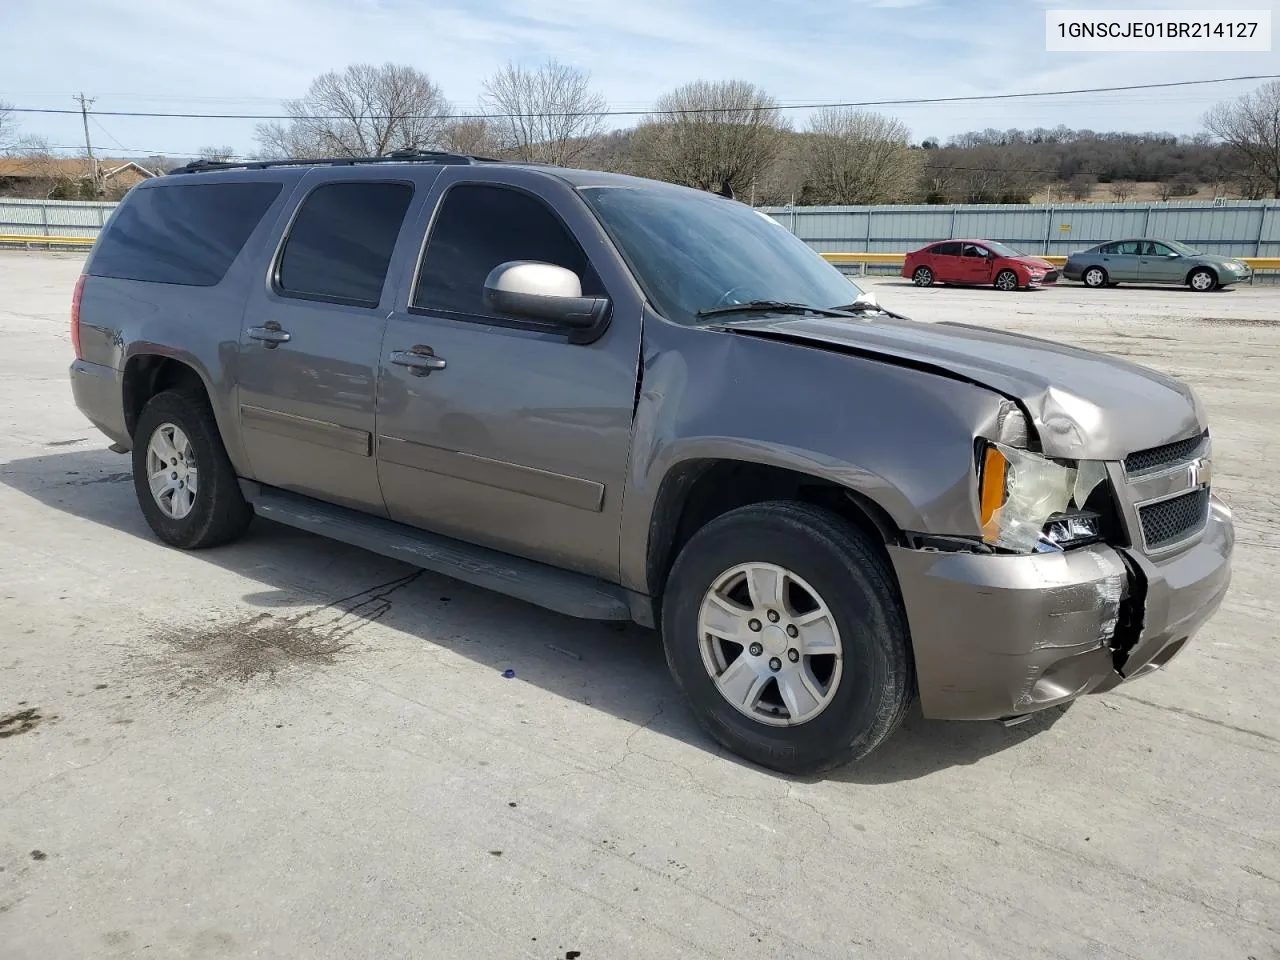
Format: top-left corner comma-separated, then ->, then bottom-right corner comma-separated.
5,196 -> 1280,260
0,198 -> 117,240
757,199 -> 1280,258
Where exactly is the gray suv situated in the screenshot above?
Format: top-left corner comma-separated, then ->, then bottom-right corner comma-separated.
69,152 -> 1234,774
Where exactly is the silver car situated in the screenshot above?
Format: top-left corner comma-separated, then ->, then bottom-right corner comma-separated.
1064,238 -> 1252,292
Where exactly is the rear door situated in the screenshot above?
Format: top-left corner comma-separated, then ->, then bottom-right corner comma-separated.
235,172 -> 421,515
375,166 -> 643,580
930,242 -> 963,282
1099,240 -> 1142,281
957,243 -> 996,285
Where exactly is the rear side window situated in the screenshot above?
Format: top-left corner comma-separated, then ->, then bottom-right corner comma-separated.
932,242 -> 961,256
413,183 -> 603,318
276,181 -> 414,308
89,181 -> 282,286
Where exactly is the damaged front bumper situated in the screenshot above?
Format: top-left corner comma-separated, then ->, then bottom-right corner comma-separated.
887,497 -> 1234,721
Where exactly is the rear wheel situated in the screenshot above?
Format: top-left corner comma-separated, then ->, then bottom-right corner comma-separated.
1083,266 -> 1108,288
132,389 -> 252,549
994,269 -> 1019,292
661,501 -> 914,775
1188,268 -> 1217,292
911,266 -> 934,287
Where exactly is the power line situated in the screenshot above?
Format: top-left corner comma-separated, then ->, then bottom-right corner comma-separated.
6,74 -> 1278,121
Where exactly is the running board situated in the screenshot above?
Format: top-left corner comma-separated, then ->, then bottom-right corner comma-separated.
241,483 -> 632,621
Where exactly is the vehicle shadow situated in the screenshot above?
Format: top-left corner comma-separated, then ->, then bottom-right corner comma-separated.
1,446 -> 1062,783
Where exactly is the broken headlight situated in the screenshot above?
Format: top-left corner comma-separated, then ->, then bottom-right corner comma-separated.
977,441 -> 1108,553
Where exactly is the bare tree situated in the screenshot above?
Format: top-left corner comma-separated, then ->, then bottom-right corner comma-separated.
197,145 -> 237,162
480,59 -> 606,166
801,108 -> 919,204
254,63 -> 450,159
1066,173 -> 1096,201
637,80 -> 788,196
439,116 -> 503,157
1204,80 -> 1280,198
1109,180 -> 1136,201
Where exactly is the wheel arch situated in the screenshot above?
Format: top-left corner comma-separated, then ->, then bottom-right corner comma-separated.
643,458 -> 908,606
1186,264 -> 1218,288
121,352 -> 214,440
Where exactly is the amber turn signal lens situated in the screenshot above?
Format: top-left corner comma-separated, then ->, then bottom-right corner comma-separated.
979,445 -> 1008,534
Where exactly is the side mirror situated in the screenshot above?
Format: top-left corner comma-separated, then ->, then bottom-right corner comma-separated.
1166,252 -> 1180,258
483,261 -> 611,337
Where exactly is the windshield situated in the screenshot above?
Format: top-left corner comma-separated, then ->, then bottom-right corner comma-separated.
1165,238 -> 1201,256
577,185 -> 862,324
983,241 -> 1025,258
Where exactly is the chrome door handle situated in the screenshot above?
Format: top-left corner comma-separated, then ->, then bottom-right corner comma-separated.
248,323 -> 291,348
391,347 -> 447,376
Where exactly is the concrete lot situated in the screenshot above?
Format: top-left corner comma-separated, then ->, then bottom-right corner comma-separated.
0,252 -> 1276,960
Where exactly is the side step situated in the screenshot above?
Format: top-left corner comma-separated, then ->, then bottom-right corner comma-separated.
242,483 -> 632,622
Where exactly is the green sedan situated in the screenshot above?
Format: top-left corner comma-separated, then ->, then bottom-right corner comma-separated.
1063,238 -> 1252,292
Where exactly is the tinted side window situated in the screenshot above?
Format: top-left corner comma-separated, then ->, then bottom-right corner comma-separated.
1115,240 -> 1141,255
89,181 -> 282,286
277,181 -> 414,308
932,242 -> 961,256
1097,242 -> 1119,255
414,184 -> 603,317
961,243 -> 988,258
1148,242 -> 1174,256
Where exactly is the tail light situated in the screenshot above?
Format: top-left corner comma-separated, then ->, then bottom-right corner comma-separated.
70,274 -> 86,360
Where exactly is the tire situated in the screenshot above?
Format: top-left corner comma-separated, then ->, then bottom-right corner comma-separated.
994,269 -> 1019,292
1083,266 -> 1108,288
660,501 -> 914,775
911,266 -> 934,287
132,389 -> 252,549
1188,267 -> 1217,292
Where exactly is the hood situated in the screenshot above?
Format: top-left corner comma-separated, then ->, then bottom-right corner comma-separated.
1013,255 -> 1054,270
713,314 -> 1204,461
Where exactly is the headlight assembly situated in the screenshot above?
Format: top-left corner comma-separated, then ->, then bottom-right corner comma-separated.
977,441 -> 1109,553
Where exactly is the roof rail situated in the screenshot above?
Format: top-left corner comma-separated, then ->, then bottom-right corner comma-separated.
168,149 -> 494,175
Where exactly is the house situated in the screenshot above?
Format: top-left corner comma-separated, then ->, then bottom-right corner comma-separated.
0,156 -> 159,200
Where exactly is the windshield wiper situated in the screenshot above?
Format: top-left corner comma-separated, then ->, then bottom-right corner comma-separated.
695,300 -> 856,320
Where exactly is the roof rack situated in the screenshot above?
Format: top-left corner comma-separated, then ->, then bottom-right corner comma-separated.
168,149 -> 503,176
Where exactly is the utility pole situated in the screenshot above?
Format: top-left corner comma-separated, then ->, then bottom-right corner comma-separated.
74,93 -> 99,197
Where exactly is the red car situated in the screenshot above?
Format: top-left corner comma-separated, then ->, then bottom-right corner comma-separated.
902,239 -> 1058,291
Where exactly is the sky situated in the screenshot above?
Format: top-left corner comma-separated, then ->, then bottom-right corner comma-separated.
2,0 -> 1279,159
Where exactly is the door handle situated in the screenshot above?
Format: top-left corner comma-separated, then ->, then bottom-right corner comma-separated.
391,346 -> 447,376
248,322 -> 291,348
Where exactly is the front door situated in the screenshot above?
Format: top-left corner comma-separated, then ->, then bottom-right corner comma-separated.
375,168 -> 642,580
236,175 -> 418,515
957,243 -> 996,285
1139,241 -> 1185,283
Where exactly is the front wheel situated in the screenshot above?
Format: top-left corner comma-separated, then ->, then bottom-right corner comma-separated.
1189,268 -> 1217,292
994,269 -> 1020,292
132,389 -> 252,549
911,266 -> 934,287
661,501 -> 914,775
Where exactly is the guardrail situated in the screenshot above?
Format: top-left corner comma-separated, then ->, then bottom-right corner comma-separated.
0,234 -> 95,249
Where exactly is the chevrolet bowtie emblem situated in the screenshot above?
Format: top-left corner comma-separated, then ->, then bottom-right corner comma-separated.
1188,457 -> 1212,487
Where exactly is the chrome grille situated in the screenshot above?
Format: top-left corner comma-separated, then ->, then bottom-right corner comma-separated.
1138,488 -> 1210,549
1124,431 -> 1208,475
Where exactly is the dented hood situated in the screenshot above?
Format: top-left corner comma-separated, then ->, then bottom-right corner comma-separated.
715,314 -> 1205,461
